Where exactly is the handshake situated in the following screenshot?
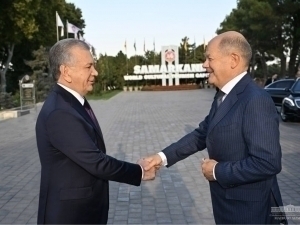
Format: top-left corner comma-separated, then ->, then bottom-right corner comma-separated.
137,154 -> 162,181
137,154 -> 218,181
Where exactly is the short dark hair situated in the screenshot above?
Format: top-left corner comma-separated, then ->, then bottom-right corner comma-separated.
49,39 -> 90,81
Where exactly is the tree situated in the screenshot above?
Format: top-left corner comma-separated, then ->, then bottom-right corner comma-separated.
217,0 -> 281,78
281,0 -> 300,77
25,46 -> 53,102
217,0 -> 300,78
144,51 -> 160,65
0,0 -> 86,95
0,0 -> 41,93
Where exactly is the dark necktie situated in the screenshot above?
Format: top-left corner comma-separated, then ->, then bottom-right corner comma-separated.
216,90 -> 225,108
84,99 -> 98,126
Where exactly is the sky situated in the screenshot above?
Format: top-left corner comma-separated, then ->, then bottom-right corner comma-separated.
66,0 -> 238,57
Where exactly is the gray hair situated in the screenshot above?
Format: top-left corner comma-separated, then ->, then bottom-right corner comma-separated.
49,39 -> 90,81
219,36 -> 252,66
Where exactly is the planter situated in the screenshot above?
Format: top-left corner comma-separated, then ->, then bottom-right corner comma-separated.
123,86 -> 127,92
128,86 -> 133,92
134,86 -> 139,91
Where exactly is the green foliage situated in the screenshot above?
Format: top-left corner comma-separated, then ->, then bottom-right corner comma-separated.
2,0 -> 300,101
24,46 -> 54,103
178,36 -> 206,64
0,0 -> 41,43
93,52 -> 128,92
0,0 -> 85,94
0,92 -> 18,110
217,0 -> 300,78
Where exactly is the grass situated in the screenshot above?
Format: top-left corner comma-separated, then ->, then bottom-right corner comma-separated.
86,90 -> 122,100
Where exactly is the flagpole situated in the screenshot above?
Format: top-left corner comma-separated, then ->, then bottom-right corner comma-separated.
194,36 -> 196,61
66,20 -> 68,38
143,38 -> 146,65
134,39 -> 137,65
56,11 -> 59,42
126,55 -> 128,75
125,39 -> 128,75
153,38 -> 155,65
153,38 -> 156,86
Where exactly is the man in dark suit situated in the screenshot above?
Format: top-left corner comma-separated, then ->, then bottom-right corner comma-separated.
143,31 -> 287,224
36,39 -> 155,224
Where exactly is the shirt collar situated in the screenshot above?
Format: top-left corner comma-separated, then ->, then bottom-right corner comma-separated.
221,71 -> 247,95
57,83 -> 85,105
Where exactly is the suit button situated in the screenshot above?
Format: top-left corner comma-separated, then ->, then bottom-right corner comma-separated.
229,184 -> 235,187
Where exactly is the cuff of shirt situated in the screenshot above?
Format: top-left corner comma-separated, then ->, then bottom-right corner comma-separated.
157,152 -> 168,166
213,162 -> 218,180
139,165 -> 144,179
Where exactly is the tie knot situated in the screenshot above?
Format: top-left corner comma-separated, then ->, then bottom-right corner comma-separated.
216,90 -> 225,100
216,90 -> 225,108
84,99 -> 91,109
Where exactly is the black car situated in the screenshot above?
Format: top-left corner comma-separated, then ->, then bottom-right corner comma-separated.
280,78 -> 300,121
264,79 -> 295,106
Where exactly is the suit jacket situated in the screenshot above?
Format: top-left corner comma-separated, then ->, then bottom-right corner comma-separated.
36,84 -> 142,224
162,74 -> 285,224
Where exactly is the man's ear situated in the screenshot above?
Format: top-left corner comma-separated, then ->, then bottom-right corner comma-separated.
59,65 -> 72,83
230,53 -> 240,69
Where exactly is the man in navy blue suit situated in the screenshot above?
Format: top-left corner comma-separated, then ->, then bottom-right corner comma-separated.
36,39 -> 155,224
144,31 -> 287,224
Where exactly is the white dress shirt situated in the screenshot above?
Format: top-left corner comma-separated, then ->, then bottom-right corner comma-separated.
158,71 -> 247,180
57,83 -> 85,105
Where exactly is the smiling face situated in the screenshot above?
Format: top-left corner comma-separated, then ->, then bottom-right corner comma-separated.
202,32 -> 251,89
58,46 -> 98,96
202,37 -> 232,89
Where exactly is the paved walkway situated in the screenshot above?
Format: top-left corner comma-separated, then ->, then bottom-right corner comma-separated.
0,89 -> 299,224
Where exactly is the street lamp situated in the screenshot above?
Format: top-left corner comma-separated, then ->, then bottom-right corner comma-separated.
19,75 -> 30,110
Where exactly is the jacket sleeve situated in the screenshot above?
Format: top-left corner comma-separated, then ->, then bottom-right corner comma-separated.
162,114 -> 209,167
46,109 -> 142,186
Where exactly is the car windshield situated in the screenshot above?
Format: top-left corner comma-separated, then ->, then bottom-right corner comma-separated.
293,80 -> 300,92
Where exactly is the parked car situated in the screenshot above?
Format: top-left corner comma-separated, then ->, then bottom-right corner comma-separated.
264,79 -> 295,106
280,79 -> 300,122
264,78 -> 300,122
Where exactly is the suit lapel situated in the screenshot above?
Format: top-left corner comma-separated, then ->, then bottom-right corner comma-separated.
208,90 -> 238,135
207,74 -> 253,135
53,84 -> 105,143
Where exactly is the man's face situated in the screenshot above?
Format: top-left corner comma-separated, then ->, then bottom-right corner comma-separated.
202,39 -> 232,89
65,47 -> 98,96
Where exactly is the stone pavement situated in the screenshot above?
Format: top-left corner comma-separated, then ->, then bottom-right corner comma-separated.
0,88 -> 299,224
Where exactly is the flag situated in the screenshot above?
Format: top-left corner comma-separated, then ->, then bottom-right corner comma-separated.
124,40 -> 127,51
79,33 -> 85,41
67,22 -> 81,38
143,39 -> 146,52
153,39 -> 155,52
194,36 -> 196,59
203,36 -> 206,51
184,40 -> 188,51
133,40 -> 136,51
56,11 -> 64,36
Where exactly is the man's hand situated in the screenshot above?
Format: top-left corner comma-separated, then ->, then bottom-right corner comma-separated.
137,158 -> 156,181
142,154 -> 162,171
201,158 -> 218,181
